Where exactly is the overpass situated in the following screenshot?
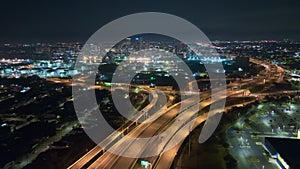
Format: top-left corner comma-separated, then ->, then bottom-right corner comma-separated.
69,57 -> 286,169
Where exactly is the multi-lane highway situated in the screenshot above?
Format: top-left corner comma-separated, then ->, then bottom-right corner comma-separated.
68,57 -> 286,169
71,84 -> 246,169
69,89 -> 252,168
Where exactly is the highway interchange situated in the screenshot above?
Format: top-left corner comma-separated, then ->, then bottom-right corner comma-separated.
68,57 -> 292,169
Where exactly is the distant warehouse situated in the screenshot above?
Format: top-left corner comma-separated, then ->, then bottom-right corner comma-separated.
264,137 -> 300,169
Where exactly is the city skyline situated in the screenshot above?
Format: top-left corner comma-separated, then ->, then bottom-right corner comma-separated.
1,1 -> 300,169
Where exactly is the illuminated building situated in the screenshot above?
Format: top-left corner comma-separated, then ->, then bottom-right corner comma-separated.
264,137 -> 300,169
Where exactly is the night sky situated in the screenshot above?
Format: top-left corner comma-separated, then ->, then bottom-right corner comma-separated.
0,0 -> 299,42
